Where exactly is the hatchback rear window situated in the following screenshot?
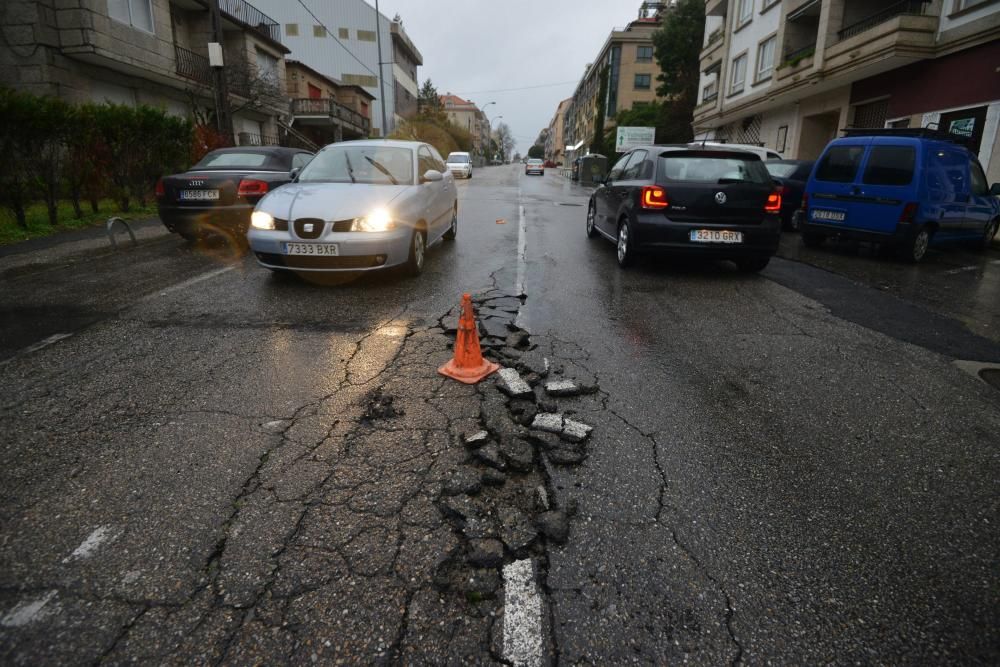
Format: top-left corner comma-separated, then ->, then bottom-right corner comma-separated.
815,146 -> 865,183
195,152 -> 271,169
862,146 -> 916,186
657,153 -> 770,184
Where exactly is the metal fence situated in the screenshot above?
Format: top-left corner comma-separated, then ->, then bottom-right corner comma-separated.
291,98 -> 370,133
219,0 -> 281,43
174,45 -> 211,86
837,0 -> 931,42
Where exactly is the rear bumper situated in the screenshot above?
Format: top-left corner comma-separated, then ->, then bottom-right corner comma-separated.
632,213 -> 781,257
800,219 -> 913,244
526,169 -> 544,175
158,204 -> 253,236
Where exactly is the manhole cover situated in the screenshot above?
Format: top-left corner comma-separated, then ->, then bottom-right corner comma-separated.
979,368 -> 1000,390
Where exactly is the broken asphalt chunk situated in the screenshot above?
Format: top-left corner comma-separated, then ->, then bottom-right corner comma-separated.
498,506 -> 537,555
463,430 -> 490,449
472,443 -> 506,471
481,468 -> 507,487
467,539 -> 505,568
531,412 -> 564,433
536,510 -> 570,545
526,431 -> 562,451
545,379 -> 581,397
443,467 -> 482,497
497,368 -> 533,399
546,446 -> 586,465
505,331 -> 530,350
498,438 -> 534,472
561,418 -> 593,443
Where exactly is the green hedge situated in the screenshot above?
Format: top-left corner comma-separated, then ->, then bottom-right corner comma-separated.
0,88 -> 193,228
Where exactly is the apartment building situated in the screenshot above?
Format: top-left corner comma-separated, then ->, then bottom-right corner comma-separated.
440,93 -> 490,157
0,0 -> 290,144
694,0 -> 1000,179
250,0 -> 422,138
563,2 -> 668,156
545,98 -> 572,164
285,60 -> 373,146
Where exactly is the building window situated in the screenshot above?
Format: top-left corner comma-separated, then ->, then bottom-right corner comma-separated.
729,53 -> 747,94
107,0 -> 154,33
313,25 -> 325,37
357,29 -> 376,42
285,23 -> 299,37
763,0 -> 781,10
338,27 -> 349,39
736,0 -> 753,27
637,45 -> 653,62
955,0 -> 988,9
756,36 -> 775,81
255,49 -> 279,85
702,79 -> 718,102
634,73 -> 651,90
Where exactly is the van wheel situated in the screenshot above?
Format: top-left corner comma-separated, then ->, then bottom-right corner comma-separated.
978,218 -> 998,251
898,226 -> 931,263
802,232 -> 825,248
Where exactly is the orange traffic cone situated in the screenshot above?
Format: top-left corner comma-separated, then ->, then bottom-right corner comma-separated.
439,293 -> 501,384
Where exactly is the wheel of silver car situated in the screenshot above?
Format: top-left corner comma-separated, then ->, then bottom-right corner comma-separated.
617,219 -> 634,268
444,208 -> 458,241
900,226 -> 931,263
405,228 -> 426,276
586,202 -> 598,238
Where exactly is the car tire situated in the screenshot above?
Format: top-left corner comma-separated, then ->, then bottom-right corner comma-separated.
586,202 -> 598,238
978,218 -> 998,251
802,232 -> 825,248
616,218 -> 635,268
444,207 -> 458,240
736,256 -> 770,273
404,227 -> 427,276
898,225 -> 931,263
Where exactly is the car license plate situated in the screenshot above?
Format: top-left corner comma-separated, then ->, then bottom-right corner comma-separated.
179,189 -> 220,201
283,243 -> 339,256
813,209 -> 845,222
690,230 -> 743,244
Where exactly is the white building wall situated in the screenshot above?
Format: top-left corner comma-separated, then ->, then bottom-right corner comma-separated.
251,0 -> 397,136
724,1 -> 781,104
938,0 -> 1000,34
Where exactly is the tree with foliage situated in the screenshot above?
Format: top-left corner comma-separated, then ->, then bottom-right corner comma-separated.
651,0 -> 705,143
418,79 -> 441,113
527,144 -> 545,159
591,66 -> 609,156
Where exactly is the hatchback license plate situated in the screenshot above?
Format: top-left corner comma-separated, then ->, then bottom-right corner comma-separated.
283,243 -> 339,256
690,230 -> 743,244
179,189 -> 219,201
813,209 -> 845,222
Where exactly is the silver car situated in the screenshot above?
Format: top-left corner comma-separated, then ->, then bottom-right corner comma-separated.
247,140 -> 458,275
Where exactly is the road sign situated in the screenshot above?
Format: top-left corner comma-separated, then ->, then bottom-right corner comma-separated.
615,126 -> 655,152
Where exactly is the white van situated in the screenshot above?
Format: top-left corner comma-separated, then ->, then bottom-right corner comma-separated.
445,152 -> 473,179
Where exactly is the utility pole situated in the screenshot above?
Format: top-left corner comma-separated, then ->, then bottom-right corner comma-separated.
208,0 -> 233,142
374,0 -> 389,138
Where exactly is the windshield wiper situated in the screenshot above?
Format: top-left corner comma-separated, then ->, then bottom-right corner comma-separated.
364,156 -> 399,185
344,152 -> 357,184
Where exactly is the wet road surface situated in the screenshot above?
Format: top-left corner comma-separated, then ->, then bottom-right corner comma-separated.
1,165 -> 998,664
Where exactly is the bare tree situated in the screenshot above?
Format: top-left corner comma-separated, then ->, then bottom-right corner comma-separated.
494,122 -> 515,162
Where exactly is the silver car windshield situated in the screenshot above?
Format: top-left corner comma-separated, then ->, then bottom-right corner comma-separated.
298,146 -> 414,185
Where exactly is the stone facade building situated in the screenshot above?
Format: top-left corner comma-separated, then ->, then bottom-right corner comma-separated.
694,0 -> 1000,180
545,98 -> 572,164
285,60 -> 373,147
0,0 -> 291,145
440,93 -> 490,157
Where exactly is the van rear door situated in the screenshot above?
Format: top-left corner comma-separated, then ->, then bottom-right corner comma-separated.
808,140 -> 870,229
854,140 -> 919,234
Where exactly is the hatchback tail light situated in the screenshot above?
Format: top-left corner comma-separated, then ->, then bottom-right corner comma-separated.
238,178 -> 269,197
155,177 -> 165,199
765,188 -> 782,213
801,192 -> 809,211
899,202 -> 918,223
640,185 -> 669,209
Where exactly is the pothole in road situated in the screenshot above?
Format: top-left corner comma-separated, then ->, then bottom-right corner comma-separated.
978,368 -> 1000,391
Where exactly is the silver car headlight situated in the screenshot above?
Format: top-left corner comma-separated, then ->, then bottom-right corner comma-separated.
250,211 -> 275,230
351,208 -> 396,232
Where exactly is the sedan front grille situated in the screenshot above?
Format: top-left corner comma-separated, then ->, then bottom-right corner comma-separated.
293,218 -> 325,239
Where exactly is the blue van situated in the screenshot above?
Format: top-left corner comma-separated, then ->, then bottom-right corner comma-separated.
801,129 -> 1000,262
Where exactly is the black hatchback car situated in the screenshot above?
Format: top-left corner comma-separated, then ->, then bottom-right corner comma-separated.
156,146 -> 313,241
587,145 -> 782,271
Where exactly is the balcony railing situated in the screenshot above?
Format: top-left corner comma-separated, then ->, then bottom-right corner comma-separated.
174,45 -> 211,85
836,0 -> 931,42
219,0 -> 281,43
291,98 -> 370,132
781,42 -> 817,66
238,132 -> 280,146
706,27 -> 724,46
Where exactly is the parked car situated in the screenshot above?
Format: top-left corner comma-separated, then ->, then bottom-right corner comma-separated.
525,158 -> 544,175
689,142 -> 784,162
765,159 -> 815,231
544,160 -> 557,168
587,145 -> 782,271
445,151 -> 473,179
801,128 -> 1000,262
246,140 -> 457,276
156,147 -> 313,241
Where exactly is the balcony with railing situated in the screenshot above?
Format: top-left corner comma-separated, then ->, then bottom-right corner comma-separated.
836,0 -> 933,42
218,0 -> 281,44
174,44 -> 212,86
291,98 -> 371,135
824,0 -> 938,75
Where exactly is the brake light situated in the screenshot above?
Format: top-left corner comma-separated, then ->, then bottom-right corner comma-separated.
765,189 -> 782,212
155,178 -> 165,199
238,179 -> 269,197
899,202 -> 918,223
801,192 -> 809,211
641,185 -> 669,209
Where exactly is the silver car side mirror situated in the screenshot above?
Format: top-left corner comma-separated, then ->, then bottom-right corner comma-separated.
422,169 -> 444,183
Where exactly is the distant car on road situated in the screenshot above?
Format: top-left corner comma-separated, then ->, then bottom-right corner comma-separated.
801,128 -> 1000,262
247,140 -> 457,276
525,158 -> 544,176
156,147 -> 313,241
587,144 -> 782,272
445,151 -> 473,179
765,159 -> 814,231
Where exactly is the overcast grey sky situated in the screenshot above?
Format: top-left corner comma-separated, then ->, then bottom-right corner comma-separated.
372,1 -> 645,153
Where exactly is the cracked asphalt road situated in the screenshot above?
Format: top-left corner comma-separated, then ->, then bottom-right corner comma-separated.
2,165 -> 999,665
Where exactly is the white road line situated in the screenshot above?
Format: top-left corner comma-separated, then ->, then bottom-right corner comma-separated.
62,525 -> 114,563
943,259 -> 1000,275
1,591 -> 57,628
0,332 -> 74,369
142,265 -> 236,300
517,203 -> 527,297
502,559 -> 544,667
